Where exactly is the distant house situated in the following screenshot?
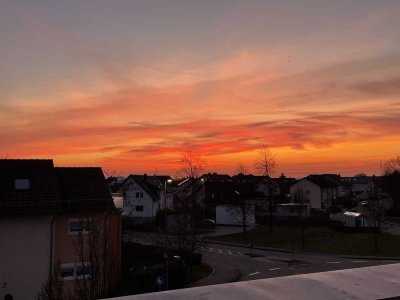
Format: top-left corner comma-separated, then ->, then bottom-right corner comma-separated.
342,176 -> 375,200
117,174 -> 174,221
290,174 -> 343,209
0,159 -> 121,300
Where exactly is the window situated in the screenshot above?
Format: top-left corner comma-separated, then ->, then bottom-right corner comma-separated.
136,192 -> 144,198
135,205 -> 144,211
60,263 -> 90,281
15,179 -> 30,190
68,218 -> 90,235
306,189 -> 310,195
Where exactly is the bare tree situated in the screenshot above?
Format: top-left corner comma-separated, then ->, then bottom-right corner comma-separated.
235,162 -> 248,175
255,145 -> 276,232
36,263 -> 64,300
177,149 -> 205,252
73,218 -> 107,300
384,155 -> 400,175
230,190 -> 254,239
369,177 -> 392,254
294,188 -> 308,248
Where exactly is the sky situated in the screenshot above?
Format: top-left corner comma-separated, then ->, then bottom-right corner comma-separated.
1,0 -> 400,177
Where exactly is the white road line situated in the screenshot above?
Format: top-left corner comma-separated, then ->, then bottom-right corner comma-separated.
326,261 -> 341,264
228,251 -> 233,255
248,272 -> 260,276
269,268 -> 280,271
353,260 -> 369,263
238,252 -> 244,256
253,257 -> 286,265
218,249 -> 224,254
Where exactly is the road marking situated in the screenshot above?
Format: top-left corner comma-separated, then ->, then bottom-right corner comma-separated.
218,249 -> 224,254
327,261 -> 341,264
238,252 -> 245,256
253,257 -> 286,265
353,260 -> 369,263
269,268 -> 280,271
228,251 -> 233,255
248,272 -> 260,276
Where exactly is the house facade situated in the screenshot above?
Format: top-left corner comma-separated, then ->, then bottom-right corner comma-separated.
290,175 -> 342,209
118,174 -> 176,221
0,160 -> 121,300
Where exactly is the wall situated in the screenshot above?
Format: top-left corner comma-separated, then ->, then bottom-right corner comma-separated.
290,179 -> 322,209
0,215 -> 53,300
216,205 -> 255,225
122,178 -> 157,219
54,211 -> 121,298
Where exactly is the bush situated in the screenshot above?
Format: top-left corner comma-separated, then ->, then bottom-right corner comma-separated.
122,260 -> 188,294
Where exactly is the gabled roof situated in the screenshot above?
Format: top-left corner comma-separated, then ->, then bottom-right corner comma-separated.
0,159 -> 115,216
305,175 -> 341,188
0,159 -> 62,216
56,167 -> 115,211
118,175 -> 161,200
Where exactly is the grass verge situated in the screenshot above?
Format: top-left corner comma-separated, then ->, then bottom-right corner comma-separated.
211,225 -> 400,256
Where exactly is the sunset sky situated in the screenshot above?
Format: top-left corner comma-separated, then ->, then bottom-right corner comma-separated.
1,0 -> 400,177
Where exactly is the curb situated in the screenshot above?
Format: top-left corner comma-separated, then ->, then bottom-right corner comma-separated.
204,239 -> 400,261
204,239 -> 294,254
186,264 -> 215,288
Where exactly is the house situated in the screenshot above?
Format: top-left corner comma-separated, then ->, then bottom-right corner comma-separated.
290,174 -> 343,209
342,176 -> 375,201
117,174 -> 174,222
0,159 -> 121,300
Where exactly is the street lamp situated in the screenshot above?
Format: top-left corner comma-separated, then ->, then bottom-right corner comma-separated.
164,178 -> 172,290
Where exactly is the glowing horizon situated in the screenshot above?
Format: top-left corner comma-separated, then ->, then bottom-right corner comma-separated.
1,1 -> 400,177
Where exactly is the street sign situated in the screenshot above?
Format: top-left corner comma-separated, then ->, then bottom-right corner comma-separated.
156,275 -> 165,287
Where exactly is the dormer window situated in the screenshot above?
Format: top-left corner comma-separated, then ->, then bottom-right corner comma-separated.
15,179 -> 30,190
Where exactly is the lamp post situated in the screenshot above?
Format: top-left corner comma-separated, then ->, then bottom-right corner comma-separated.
164,178 -> 172,290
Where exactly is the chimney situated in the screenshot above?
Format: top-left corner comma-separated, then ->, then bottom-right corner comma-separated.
143,173 -> 147,182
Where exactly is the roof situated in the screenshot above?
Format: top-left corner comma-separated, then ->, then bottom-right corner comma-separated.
0,159 -> 115,216
56,167 -> 115,211
0,159 -> 62,216
111,263 -> 400,300
305,174 -> 341,188
119,175 -> 161,200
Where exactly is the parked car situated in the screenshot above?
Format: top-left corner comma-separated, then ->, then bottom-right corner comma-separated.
201,219 -> 216,229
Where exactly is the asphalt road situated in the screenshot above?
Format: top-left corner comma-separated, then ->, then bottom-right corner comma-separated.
199,242 -> 400,283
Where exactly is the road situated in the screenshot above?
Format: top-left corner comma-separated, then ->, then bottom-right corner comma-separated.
123,228 -> 400,285
198,242 -> 400,283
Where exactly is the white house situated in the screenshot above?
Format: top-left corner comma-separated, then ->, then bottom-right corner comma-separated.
118,175 -> 161,221
290,175 -> 342,209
